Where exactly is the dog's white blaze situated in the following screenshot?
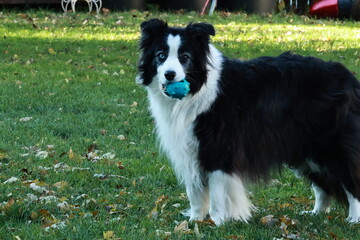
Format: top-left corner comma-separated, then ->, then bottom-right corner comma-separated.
157,34 -> 186,85
147,42 -> 225,221
344,188 -> 360,223
208,170 -> 254,225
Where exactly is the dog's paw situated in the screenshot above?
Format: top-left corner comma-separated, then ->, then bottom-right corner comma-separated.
209,216 -> 225,226
300,210 -> 318,215
346,216 -> 360,224
183,207 -> 208,221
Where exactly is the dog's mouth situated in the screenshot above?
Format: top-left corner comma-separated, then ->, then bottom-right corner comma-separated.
161,84 -> 170,97
161,79 -> 190,100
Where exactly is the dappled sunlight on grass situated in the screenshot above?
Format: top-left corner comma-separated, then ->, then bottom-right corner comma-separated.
2,28 -> 140,41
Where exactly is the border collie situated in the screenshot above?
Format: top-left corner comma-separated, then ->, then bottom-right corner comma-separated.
137,19 -> 360,225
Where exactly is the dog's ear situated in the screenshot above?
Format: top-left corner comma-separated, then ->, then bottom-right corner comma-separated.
140,19 -> 168,36
186,22 -> 215,40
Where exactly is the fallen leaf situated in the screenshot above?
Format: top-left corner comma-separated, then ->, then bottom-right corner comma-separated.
26,193 -> 38,201
101,152 -> 115,160
117,135 -> 126,141
44,221 -> 66,231
5,198 -> 15,209
48,48 -> 56,55
57,201 -> 70,211
174,220 -> 191,234
130,101 -> 138,107
35,151 -> 48,159
172,203 -> 181,208
93,174 -> 128,180
116,161 -> 125,169
148,205 -> 158,219
53,181 -> 68,189
156,230 -> 172,237
155,194 -> 169,205
279,215 -> 294,226
30,183 -> 48,194
329,232 -> 338,239
3,177 -> 19,184
19,117 -> 33,122
103,230 -> 115,239
260,215 -> 279,227
39,209 -> 51,217
30,211 -> 39,220
290,196 -> 312,204
102,8 -> 110,14
68,148 -> 75,159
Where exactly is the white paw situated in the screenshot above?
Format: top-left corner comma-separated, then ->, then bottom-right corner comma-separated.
346,216 -> 360,224
300,210 -> 318,215
183,208 -> 207,222
210,216 -> 225,226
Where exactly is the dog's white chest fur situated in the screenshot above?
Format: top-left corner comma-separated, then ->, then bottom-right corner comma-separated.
146,44 -> 223,188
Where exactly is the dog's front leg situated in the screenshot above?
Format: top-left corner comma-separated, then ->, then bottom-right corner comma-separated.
184,182 -> 210,221
208,170 -> 253,225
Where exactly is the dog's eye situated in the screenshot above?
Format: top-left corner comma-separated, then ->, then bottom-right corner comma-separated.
179,54 -> 190,63
157,52 -> 166,60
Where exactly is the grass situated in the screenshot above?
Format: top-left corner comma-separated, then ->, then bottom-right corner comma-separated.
0,8 -> 360,240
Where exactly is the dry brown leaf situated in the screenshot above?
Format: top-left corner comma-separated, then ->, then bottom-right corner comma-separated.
53,181 -> 68,189
117,161 -> 125,169
68,148 -> 75,159
148,205 -> 158,219
39,209 -> 51,217
155,194 -> 169,205
30,211 -> 38,220
5,198 -> 15,209
290,196 -> 312,204
102,8 -> 110,14
103,230 -> 115,239
329,232 -> 338,239
48,48 -> 56,55
174,220 -> 192,234
260,215 -> 279,227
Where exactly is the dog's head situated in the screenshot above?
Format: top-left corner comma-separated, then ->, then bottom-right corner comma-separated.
137,19 -> 215,98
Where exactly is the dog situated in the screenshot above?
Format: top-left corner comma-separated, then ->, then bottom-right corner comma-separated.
136,19 -> 360,225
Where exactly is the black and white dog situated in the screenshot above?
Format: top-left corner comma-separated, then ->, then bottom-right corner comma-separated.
137,19 -> 360,225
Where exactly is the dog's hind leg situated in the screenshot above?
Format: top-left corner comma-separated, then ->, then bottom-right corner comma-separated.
310,183 -> 332,214
344,188 -> 360,223
208,170 -> 253,225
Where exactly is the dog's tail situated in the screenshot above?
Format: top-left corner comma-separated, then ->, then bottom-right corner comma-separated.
338,72 -> 360,201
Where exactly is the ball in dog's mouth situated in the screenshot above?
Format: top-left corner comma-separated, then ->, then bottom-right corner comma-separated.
163,79 -> 190,100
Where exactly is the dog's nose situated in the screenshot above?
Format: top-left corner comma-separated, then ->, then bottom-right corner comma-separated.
164,71 -> 176,81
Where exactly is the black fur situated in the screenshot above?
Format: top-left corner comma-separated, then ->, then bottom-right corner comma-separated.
195,53 -> 360,203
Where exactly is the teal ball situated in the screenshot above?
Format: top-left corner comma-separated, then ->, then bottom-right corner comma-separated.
164,79 -> 190,100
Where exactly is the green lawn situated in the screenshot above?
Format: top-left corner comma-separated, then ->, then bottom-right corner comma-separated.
0,9 -> 360,239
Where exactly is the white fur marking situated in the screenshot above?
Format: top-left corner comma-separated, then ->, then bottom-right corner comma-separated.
157,35 -> 185,85
146,41 -> 224,223
208,170 -> 253,225
147,42 -> 223,189
187,185 -> 210,221
311,184 -> 331,213
344,189 -> 360,223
